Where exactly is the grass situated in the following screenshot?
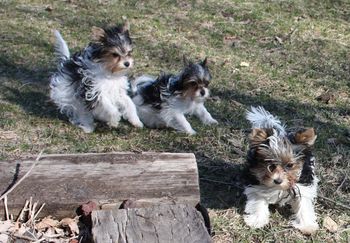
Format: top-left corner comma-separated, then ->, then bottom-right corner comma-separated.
0,0 -> 349,242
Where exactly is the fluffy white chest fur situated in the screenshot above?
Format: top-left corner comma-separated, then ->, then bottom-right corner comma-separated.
244,179 -> 318,234
51,63 -> 143,132
90,74 -> 128,120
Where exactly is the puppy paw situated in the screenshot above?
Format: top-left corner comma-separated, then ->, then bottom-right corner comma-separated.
244,214 -> 269,228
207,118 -> 218,125
292,222 -> 319,235
79,124 -> 95,133
107,121 -> 119,128
186,129 -> 197,135
132,120 -> 144,128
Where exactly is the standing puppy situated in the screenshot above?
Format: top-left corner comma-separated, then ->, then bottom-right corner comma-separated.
131,57 -> 217,135
50,22 -> 143,133
244,107 -> 318,235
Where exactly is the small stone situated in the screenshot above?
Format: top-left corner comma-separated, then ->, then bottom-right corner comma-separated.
323,216 -> 338,233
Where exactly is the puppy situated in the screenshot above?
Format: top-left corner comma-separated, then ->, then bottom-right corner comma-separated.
131,57 -> 217,135
244,106 -> 318,235
50,22 -> 143,133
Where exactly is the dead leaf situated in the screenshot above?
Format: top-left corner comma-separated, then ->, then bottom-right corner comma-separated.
79,201 -> 97,216
16,224 -> 27,235
323,216 -> 338,233
0,131 -> 18,140
0,234 -> 9,243
223,36 -> 240,47
240,61 -> 250,67
0,220 -> 13,233
36,216 -> 59,230
54,226 -> 64,235
45,5 -> 53,11
316,91 -> 336,104
60,217 -> 79,235
275,36 -> 283,44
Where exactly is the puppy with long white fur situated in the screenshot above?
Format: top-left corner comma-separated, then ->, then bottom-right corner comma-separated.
131,57 -> 218,135
244,106 -> 318,235
50,22 -> 143,133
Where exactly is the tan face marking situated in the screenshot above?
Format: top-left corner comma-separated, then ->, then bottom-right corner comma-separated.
98,47 -> 133,73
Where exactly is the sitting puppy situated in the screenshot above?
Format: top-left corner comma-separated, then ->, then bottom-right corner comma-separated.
131,57 -> 217,135
50,22 -> 143,133
244,106 -> 318,235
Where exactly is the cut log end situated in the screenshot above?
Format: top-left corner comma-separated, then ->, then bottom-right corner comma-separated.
92,204 -> 212,243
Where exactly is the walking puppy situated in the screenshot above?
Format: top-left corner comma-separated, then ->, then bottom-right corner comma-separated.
131,57 -> 217,135
244,107 -> 318,235
50,22 -> 143,133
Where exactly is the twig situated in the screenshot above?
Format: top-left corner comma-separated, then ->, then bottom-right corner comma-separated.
4,195 -> 9,220
336,176 -> 347,192
16,200 -> 29,222
30,201 -> 38,221
33,239 -> 46,243
33,203 -> 46,221
318,195 -> 350,211
7,233 -> 36,241
0,150 -> 43,201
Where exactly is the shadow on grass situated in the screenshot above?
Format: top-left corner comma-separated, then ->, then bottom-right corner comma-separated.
0,53 -> 59,120
198,156 -> 247,212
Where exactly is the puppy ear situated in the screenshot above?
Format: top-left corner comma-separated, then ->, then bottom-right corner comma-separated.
91,26 -> 105,42
293,128 -> 317,146
121,21 -> 130,33
249,128 -> 271,146
201,57 -> 208,67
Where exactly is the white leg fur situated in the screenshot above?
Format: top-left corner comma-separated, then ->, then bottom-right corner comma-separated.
291,182 -> 318,235
72,106 -> 95,133
168,113 -> 196,135
244,196 -> 270,228
122,96 -> 143,128
194,104 -> 218,125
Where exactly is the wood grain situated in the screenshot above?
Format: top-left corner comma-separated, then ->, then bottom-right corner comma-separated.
0,152 -> 200,218
92,204 -> 212,243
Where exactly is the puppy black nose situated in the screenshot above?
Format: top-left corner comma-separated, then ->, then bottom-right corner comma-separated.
274,179 -> 283,185
200,89 -> 206,96
124,61 -> 130,67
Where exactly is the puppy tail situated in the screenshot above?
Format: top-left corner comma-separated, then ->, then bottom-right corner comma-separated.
53,30 -> 70,62
246,106 -> 286,135
130,75 -> 155,95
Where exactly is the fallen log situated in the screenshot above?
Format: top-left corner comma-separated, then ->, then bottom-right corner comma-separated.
0,152 -> 200,218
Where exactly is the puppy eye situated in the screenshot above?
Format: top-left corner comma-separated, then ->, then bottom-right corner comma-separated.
267,164 -> 276,172
112,53 -> 119,58
187,80 -> 197,86
286,163 -> 294,169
